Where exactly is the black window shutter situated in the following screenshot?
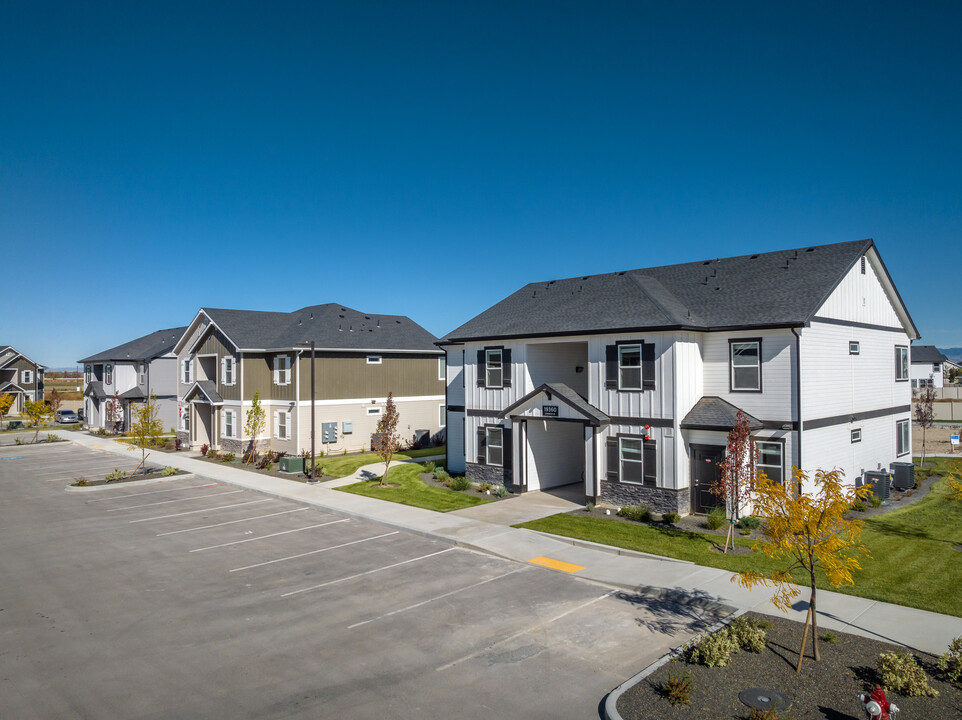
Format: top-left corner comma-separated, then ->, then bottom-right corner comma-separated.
643,438 -> 657,486
502,427 -> 513,474
502,349 -> 512,387
605,345 -> 618,389
606,437 -> 619,481
642,343 -> 656,390
476,426 -> 486,464
477,349 -> 486,387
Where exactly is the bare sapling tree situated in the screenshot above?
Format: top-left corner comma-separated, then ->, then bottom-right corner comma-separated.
106,394 -> 124,434
373,393 -> 401,487
244,391 -> 265,465
914,385 -> 936,465
710,409 -> 758,553
128,395 -> 164,475
47,388 -> 62,415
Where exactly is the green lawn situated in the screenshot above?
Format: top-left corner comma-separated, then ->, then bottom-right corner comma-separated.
335,462 -> 490,512
315,446 -> 445,478
517,460 -> 962,617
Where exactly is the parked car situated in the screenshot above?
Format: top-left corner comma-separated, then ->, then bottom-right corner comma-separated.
55,410 -> 79,424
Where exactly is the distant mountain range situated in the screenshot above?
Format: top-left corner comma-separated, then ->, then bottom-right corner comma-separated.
939,348 -> 962,363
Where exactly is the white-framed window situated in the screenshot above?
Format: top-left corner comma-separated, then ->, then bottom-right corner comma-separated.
222,409 -> 235,438
273,355 -> 291,385
274,410 -> 290,440
618,344 -> 642,390
849,341 -> 860,355
366,355 -> 382,365
896,418 -> 909,456
895,346 -> 909,381
756,440 -> 783,484
138,364 -> 145,385
222,356 -> 235,385
851,428 -> 861,443
730,340 -> 761,391
485,348 -> 503,388
619,437 -> 644,485
485,426 -> 503,466
22,369 -> 33,384
104,364 -> 113,385
438,356 -> 446,381
439,404 -> 446,427
84,365 -> 91,383
182,359 -> 192,385
366,406 -> 382,416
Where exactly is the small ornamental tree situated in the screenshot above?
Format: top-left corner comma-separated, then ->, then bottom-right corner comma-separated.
128,395 -> 164,474
244,391 -> 265,465
735,467 -> 873,672
914,386 -> 936,466
373,393 -> 401,487
0,393 -> 14,429
711,409 -> 757,553
106,394 -> 123,434
47,388 -> 63,415
24,399 -> 52,441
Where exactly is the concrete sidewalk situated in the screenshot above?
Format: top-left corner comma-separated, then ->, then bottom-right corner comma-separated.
58,430 -> 962,656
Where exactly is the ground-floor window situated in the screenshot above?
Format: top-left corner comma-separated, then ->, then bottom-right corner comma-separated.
180,406 -> 190,432
275,410 -> 290,440
619,437 -> 644,485
223,409 -> 235,438
439,404 -> 445,427
756,440 -> 783,484
896,418 -> 909,456
485,426 -> 503,466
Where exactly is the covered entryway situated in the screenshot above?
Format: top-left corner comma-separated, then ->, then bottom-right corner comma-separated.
183,381 -> 223,449
524,420 -> 583,491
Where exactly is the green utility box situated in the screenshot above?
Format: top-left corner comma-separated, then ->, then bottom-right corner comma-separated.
279,456 -> 306,474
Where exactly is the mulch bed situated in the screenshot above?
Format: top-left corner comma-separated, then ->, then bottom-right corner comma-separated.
418,472 -> 514,501
74,468 -> 189,487
616,612 -> 961,720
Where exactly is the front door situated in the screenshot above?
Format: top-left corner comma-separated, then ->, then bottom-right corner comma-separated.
690,444 -> 724,514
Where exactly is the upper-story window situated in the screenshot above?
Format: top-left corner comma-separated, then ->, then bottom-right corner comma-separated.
84,365 -> 91,383
104,364 -> 113,385
730,339 -> 761,392
485,349 -> 502,388
274,355 -> 291,385
138,364 -> 145,385
849,341 -> 860,355
618,345 -> 642,390
22,369 -> 33,384
366,355 -> 382,365
895,346 -> 909,382
222,357 -> 235,386
182,359 -> 192,385
438,356 -> 446,381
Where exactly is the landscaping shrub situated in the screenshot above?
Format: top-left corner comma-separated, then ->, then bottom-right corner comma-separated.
737,515 -> 761,531
870,493 -> 884,508
849,500 -> 867,512
493,484 -> 508,498
728,615 -> 766,653
164,441 -> 176,450
915,466 -> 931,488
449,476 -> 472,491
686,627 -> 738,667
660,666 -> 692,706
877,650 -> 939,697
747,709 -> 781,720
821,632 -> 838,644
434,469 -> 450,483
73,477 -> 87,487
14,437 -> 25,445
161,466 -> 176,477
662,511 -> 681,524
200,443 -> 209,457
706,506 -> 727,530
175,438 -> 182,451
45,433 -> 57,443
95,427 -> 108,436
423,461 -> 436,473
477,481 -> 493,493
221,452 -> 235,463
938,636 -> 962,684
105,468 -> 127,483
207,449 -> 221,461
618,504 -> 652,523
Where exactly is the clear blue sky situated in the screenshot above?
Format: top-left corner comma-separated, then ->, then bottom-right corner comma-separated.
2,1 -> 960,368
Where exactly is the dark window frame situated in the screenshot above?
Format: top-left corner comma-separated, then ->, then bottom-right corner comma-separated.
729,338 -> 763,393
104,364 -> 113,385
851,428 -> 861,443
896,418 -> 909,456
849,341 -> 860,355
895,346 -> 909,382
755,437 -> 785,485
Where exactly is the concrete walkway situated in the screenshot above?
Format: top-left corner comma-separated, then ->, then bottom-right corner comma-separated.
56,430 -> 962,657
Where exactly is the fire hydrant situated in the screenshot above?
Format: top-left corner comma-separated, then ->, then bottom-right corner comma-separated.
858,686 -> 899,719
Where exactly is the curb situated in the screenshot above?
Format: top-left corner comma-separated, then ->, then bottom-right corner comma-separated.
602,609 -> 745,720
527,529 -> 694,565
65,473 -> 196,492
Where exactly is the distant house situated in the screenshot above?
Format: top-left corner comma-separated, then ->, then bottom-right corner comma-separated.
0,345 -> 45,413
172,304 -> 444,456
78,327 -> 187,431
910,345 -> 949,389
440,239 -> 918,515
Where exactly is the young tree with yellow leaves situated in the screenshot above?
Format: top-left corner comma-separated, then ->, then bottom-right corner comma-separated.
735,467 -> 873,672
23,399 -> 52,442
0,393 -> 14,429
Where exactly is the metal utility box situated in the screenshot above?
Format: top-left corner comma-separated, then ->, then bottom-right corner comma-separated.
862,470 -> 890,500
890,462 -> 915,490
342,421 -> 353,434
321,422 -> 338,443
279,456 -> 306,474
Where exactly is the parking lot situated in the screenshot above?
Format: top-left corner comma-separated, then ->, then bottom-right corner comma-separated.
1,442 -> 715,719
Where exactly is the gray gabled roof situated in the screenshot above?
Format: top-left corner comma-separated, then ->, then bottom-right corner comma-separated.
0,345 -> 46,370
190,304 -> 440,353
500,382 -> 610,426
681,397 -> 764,432
119,387 -> 147,400
910,345 -> 948,364
83,382 -> 107,401
183,381 -> 223,405
441,239 -> 917,342
78,327 -> 189,364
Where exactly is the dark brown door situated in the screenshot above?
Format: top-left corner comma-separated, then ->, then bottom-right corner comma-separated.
690,444 -> 724,514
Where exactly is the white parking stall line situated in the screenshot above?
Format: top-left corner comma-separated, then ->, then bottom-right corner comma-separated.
230,531 -> 399,572
129,499 -> 273,523
189,519 -> 349,552
348,567 -> 526,629
106,490 -> 244,512
86,483 -> 219,502
281,548 -> 455,598
157,507 -> 308,536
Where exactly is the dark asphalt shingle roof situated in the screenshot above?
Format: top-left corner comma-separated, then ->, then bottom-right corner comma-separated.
119,387 -> 147,400
0,346 -> 45,369
84,382 -> 107,401
79,327 -> 189,364
911,345 -> 948,364
442,239 -> 903,342
183,380 -> 223,405
500,382 -> 610,426
199,304 -> 440,353
681,397 -> 764,431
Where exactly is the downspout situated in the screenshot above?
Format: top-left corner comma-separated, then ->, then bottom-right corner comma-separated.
791,327 -> 803,494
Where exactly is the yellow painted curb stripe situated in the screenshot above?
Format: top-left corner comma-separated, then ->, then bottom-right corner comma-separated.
91,446 -> 104,449
528,556 -> 584,573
